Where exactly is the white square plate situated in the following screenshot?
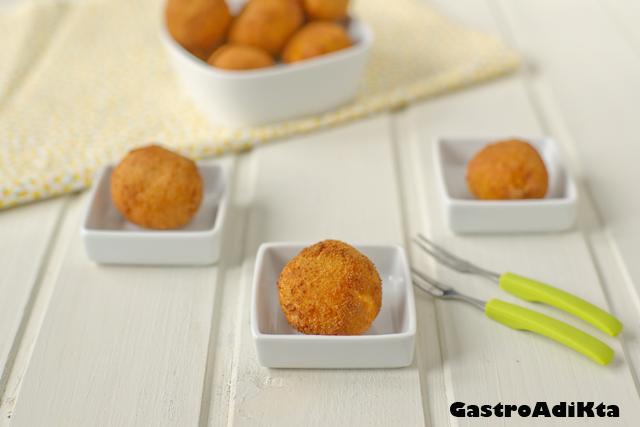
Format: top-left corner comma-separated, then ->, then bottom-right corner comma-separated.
434,136 -> 577,233
81,160 -> 232,265
252,243 -> 416,369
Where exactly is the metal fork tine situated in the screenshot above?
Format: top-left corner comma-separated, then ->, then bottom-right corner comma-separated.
411,268 -> 448,293
412,237 -> 459,270
411,268 -> 487,310
411,276 -> 440,298
415,234 -> 501,281
416,233 -> 466,265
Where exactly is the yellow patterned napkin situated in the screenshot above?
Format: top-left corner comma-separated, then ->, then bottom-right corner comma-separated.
0,0 -> 519,209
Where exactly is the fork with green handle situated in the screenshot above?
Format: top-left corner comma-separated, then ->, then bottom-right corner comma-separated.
412,268 -> 614,365
414,234 -> 623,337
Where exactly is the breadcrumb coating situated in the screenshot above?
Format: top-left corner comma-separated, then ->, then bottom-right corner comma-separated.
466,139 -> 548,200
282,22 -> 352,63
165,0 -> 231,59
110,145 -> 203,229
229,0 -> 304,56
278,240 -> 382,335
303,0 -> 349,21
208,44 -> 275,70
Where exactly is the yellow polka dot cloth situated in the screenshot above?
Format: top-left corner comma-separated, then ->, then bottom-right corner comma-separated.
0,0 -> 519,209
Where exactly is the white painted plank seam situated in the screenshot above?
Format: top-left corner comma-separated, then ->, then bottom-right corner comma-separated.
0,196 -> 70,398
488,0 -> 640,392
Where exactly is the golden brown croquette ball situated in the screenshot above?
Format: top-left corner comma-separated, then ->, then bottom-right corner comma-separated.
111,145 -> 203,229
278,240 -> 382,335
229,0 -> 304,56
303,0 -> 349,21
208,43 -> 275,70
165,0 -> 232,59
466,139 -> 549,200
282,21 -> 352,63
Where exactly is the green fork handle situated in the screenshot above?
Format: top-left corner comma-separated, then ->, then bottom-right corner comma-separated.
486,299 -> 614,365
499,273 -> 623,337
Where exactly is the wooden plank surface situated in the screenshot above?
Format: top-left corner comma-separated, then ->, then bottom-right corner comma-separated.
0,198 -> 66,401
216,117 -> 427,427
408,1 -> 640,426
391,111 -> 451,427
2,0 -> 640,426
598,0 -> 640,52
0,196 -> 77,425
491,0 -> 640,389
408,77 -> 640,426
8,159 -> 236,427
8,117 -> 428,427
492,0 -> 640,298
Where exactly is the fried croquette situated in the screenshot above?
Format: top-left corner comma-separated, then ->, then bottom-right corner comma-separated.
278,240 -> 382,335
282,21 -> 352,63
466,139 -> 549,200
229,0 -> 304,56
208,43 -> 275,70
303,0 -> 349,21
165,0 -> 232,59
111,145 -> 203,229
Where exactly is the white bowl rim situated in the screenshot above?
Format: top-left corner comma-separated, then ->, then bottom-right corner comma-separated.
160,17 -> 374,80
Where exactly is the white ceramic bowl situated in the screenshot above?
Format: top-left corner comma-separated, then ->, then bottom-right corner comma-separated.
252,243 -> 416,369
160,14 -> 373,127
434,136 -> 577,233
81,160 -> 232,265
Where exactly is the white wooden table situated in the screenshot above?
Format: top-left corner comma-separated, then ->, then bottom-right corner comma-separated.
2,0 -> 640,425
